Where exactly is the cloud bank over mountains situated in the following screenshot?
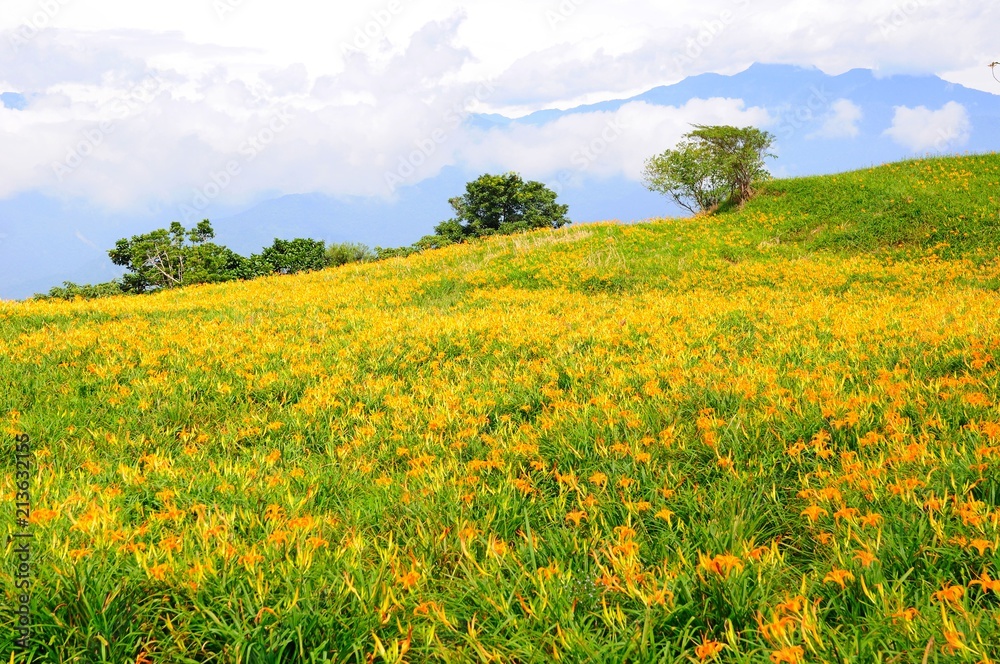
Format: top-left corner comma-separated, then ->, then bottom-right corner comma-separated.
1,0 -> 997,212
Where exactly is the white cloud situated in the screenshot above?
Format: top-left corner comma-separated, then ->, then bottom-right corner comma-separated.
810,99 -> 863,139
0,18 -> 485,210
0,1 -> 995,212
459,99 -> 773,186
883,101 -> 971,152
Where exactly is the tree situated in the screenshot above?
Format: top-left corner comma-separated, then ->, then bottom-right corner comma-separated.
642,141 -> 729,214
643,125 -> 776,214
258,238 -> 328,275
108,220 -> 240,293
423,172 -> 570,245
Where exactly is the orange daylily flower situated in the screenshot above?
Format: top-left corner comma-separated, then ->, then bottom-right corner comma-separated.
969,571 -> 1000,593
968,539 -> 994,556
942,629 -> 967,654
852,550 -> 877,568
399,570 -> 420,590
833,507 -> 859,522
565,510 -> 586,526
148,563 -> 170,580
694,639 -> 725,661
823,568 -> 854,589
770,645 -> 805,664
700,553 -> 744,578
932,585 -> 964,605
801,505 -> 827,523
759,615 -> 796,643
858,512 -> 883,528
775,596 -> 806,614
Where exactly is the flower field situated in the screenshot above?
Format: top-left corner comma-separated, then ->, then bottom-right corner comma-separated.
2,154 -> 1000,662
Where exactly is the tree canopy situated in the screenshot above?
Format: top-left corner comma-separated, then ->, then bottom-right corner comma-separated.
108,220 -> 243,293
421,172 -> 570,247
96,220 -> 370,298
643,125 -> 776,214
259,237 -> 328,275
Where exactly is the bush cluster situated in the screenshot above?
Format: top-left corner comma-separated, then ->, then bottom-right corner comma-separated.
35,224 -> 376,301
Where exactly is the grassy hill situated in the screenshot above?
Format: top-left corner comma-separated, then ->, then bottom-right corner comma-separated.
2,154 -> 1000,662
738,153 -> 1000,257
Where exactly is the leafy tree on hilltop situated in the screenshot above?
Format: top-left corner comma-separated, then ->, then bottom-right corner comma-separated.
258,238 -> 328,274
109,220 -> 243,293
643,125 -> 776,214
421,172 -> 570,247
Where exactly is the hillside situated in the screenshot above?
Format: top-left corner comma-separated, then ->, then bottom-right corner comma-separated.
740,153 -> 1000,258
2,155 -> 1000,661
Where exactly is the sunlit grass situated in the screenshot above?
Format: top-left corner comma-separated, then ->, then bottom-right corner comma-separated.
1,154 -> 999,662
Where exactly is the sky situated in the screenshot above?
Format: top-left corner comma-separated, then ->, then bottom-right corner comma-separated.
0,0 -> 997,267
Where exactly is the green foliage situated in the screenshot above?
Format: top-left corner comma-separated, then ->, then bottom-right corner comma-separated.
185,243 -> 247,284
258,237 -> 328,275
643,125 -> 775,214
33,280 -> 124,301
689,124 -> 776,204
325,242 -> 374,267
374,245 -> 418,260
422,172 -> 570,245
107,220 -> 241,293
643,141 -> 728,214
232,253 -> 275,281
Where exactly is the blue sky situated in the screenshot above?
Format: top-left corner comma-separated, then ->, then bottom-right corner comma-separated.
0,0 -> 998,298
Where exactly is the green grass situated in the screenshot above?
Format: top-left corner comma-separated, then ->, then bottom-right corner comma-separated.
732,153 -> 1000,259
1,153 -> 999,663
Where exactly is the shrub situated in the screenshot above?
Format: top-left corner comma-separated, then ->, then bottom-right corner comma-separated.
326,242 -> 374,267
34,280 -> 125,301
